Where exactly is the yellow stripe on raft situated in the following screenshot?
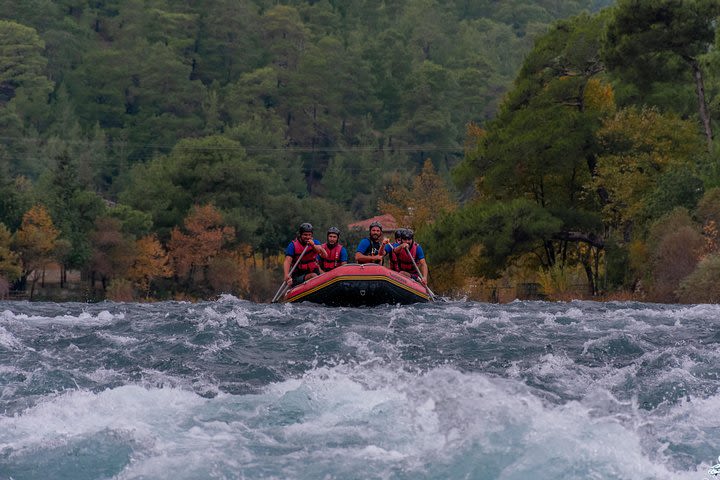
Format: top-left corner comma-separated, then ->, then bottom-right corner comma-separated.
285,275 -> 430,303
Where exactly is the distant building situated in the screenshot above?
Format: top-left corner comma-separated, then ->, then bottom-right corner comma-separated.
348,214 -> 399,235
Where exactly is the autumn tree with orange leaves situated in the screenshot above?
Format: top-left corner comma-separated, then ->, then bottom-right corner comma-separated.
128,234 -> 173,299
89,217 -> 137,291
379,159 -> 456,231
168,204 -> 235,295
0,223 -> 21,299
13,205 -> 59,299
206,248 -> 253,297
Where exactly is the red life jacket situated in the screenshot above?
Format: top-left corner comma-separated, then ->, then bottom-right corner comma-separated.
387,243 -> 399,270
320,242 -> 343,271
391,242 -> 419,273
292,239 -> 319,272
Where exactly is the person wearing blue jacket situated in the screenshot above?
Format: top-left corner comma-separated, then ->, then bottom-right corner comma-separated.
355,221 -> 388,265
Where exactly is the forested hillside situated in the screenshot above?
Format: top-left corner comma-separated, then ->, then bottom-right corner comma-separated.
0,0 -> 618,300
427,0 -> 720,302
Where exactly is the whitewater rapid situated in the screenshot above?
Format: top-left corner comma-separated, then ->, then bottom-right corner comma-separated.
0,298 -> 718,479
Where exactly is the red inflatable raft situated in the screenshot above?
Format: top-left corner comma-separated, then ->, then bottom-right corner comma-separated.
281,263 -> 432,306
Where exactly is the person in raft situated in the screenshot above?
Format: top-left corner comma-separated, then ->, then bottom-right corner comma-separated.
355,221 -> 389,264
318,226 -> 348,271
389,228 -> 428,284
284,223 -> 326,286
386,228 -> 405,270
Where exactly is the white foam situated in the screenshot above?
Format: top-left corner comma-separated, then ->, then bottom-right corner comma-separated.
0,325 -> 24,350
97,332 -> 138,345
463,314 -> 492,327
215,293 -> 242,303
612,303 -> 720,324
1,299 -> 716,479
0,364 -> 709,479
193,305 -> 252,330
0,386 -> 205,448
358,444 -> 406,460
255,364 -> 703,478
0,309 -> 124,326
85,367 -> 126,384
200,339 -> 233,358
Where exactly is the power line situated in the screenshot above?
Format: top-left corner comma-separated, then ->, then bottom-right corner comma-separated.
0,135 -> 463,153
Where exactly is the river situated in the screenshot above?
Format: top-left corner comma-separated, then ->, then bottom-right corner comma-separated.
1,298 -> 718,479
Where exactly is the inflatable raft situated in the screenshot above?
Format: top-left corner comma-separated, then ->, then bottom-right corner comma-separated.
281,263 -> 432,306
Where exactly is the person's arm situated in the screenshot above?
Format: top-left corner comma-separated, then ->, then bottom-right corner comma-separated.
379,238 -> 390,265
314,253 -> 325,274
357,250 -> 385,263
283,255 -> 293,285
355,251 -> 381,263
340,247 -> 348,266
305,240 -> 325,273
357,240 -> 390,265
418,258 -> 429,284
311,240 -> 327,258
355,239 -> 380,263
414,245 -> 428,283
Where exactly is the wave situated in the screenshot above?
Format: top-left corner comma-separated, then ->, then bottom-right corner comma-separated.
1,299 -> 719,479
0,362 -> 713,479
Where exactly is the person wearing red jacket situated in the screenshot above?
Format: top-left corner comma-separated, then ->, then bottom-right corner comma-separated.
283,223 -> 326,286
389,229 -> 428,284
318,226 -> 348,272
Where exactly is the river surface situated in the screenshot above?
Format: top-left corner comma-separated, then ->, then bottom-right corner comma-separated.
1,298 -> 719,479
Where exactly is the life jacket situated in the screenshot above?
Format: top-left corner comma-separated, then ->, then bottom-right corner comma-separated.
292,239 -> 319,272
387,243 -> 400,270
320,242 -> 343,271
391,242 -> 419,272
363,238 -> 383,264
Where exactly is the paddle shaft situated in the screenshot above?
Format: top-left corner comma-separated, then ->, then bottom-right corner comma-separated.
271,244 -> 310,303
405,246 -> 437,301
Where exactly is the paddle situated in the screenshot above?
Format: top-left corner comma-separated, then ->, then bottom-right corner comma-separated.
271,244 -> 310,303
405,246 -> 438,302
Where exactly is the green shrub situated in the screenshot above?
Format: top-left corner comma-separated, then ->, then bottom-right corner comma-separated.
648,225 -> 704,302
677,254 -> 720,303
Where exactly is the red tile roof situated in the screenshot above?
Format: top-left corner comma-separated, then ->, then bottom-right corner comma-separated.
348,214 -> 398,231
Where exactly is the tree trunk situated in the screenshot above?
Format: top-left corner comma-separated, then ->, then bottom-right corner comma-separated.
544,240 -> 556,267
581,256 -> 595,296
594,246 -> 601,294
29,275 -> 37,301
687,56 -> 713,152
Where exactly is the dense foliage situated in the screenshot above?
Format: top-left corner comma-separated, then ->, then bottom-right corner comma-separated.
0,0 -> 615,300
430,0 -> 720,302
7,0 -> 720,303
